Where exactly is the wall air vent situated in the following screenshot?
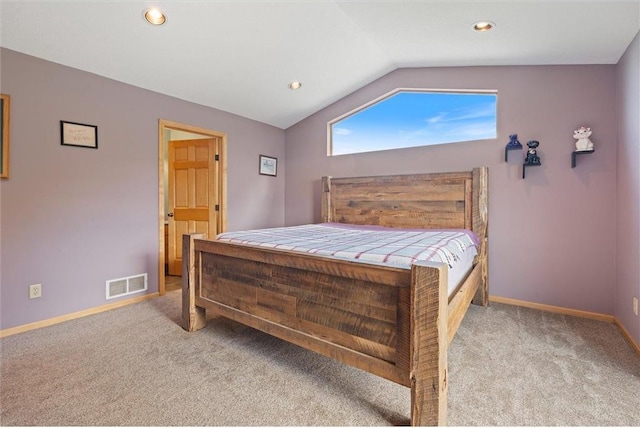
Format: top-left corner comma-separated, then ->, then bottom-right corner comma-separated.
106,273 -> 148,300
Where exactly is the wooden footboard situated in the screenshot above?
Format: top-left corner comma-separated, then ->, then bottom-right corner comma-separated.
183,234 -> 484,425
181,167 -> 488,426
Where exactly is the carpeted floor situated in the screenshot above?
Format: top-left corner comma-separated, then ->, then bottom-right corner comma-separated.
1,290 -> 639,426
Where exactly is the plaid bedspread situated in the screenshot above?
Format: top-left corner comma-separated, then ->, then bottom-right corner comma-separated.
216,223 -> 478,269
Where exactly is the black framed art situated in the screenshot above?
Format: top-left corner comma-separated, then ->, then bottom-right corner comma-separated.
61,120 -> 98,149
259,154 -> 277,177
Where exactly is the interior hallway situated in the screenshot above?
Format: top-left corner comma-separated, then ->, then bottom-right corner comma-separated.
165,275 -> 181,292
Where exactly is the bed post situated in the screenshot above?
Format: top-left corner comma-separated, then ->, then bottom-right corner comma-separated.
472,167 -> 489,306
410,261 -> 448,426
182,233 -> 207,332
321,176 -> 332,223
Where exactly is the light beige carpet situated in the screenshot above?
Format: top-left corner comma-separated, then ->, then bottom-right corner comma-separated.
1,290 -> 639,426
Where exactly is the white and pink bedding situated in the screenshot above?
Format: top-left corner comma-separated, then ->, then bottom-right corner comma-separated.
216,223 -> 478,296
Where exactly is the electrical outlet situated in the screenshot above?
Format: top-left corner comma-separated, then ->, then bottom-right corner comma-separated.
634,297 -> 638,316
29,283 -> 42,299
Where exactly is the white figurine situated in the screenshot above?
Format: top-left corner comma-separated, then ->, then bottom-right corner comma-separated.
573,126 -> 594,152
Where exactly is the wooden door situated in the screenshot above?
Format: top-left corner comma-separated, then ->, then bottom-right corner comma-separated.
167,138 -> 219,275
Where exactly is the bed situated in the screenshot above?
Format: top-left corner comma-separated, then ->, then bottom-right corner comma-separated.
182,167 -> 488,426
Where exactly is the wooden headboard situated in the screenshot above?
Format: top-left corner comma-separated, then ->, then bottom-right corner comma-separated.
321,167 -> 488,238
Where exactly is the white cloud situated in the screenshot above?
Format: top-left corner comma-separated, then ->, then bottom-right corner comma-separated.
332,127 -> 351,136
426,113 -> 447,124
425,104 -> 496,124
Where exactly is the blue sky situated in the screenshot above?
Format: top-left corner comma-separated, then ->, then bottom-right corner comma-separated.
331,91 -> 497,155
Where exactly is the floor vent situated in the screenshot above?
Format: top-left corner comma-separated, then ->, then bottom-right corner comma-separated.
106,273 -> 148,300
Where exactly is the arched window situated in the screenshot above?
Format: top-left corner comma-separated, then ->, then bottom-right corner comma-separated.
328,89 -> 497,156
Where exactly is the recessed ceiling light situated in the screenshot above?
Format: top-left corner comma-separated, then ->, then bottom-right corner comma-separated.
288,81 -> 302,90
473,21 -> 495,32
144,8 -> 166,25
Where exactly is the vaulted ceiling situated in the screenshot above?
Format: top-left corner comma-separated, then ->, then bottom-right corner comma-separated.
1,1 -> 639,129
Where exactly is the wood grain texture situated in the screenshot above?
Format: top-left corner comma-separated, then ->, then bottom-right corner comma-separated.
168,138 -> 219,275
323,171 -> 476,230
184,167 -> 489,426
472,167 -> 489,306
198,248 -> 406,368
410,261 -> 448,426
447,262 -> 482,345
182,233 -> 206,332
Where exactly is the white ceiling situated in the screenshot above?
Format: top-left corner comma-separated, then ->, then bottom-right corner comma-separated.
1,1 -> 639,129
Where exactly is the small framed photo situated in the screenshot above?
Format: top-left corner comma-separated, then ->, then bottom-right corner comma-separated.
259,154 -> 277,177
61,120 -> 98,149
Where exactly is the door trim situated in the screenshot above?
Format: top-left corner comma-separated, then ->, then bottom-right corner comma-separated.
158,119 -> 227,295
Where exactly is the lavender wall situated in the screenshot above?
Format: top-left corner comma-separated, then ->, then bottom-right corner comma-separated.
285,65 -> 618,316
616,31 -> 640,345
1,46 -> 634,337
0,49 -> 285,330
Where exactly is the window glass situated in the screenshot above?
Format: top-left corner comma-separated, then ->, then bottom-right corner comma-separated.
329,90 -> 497,156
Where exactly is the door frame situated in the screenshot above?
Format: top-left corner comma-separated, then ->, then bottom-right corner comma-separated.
158,119 -> 227,295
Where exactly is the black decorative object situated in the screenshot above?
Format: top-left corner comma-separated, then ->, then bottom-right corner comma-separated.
522,140 -> 541,179
524,140 -> 541,165
571,149 -> 595,168
507,134 -> 522,149
504,133 -> 523,162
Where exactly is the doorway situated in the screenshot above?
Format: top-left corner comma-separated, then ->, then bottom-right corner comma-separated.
158,119 -> 227,295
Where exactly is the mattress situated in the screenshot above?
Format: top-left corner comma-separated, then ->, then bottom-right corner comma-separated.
216,223 -> 478,297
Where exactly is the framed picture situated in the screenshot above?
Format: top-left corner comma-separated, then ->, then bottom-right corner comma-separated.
259,154 -> 277,177
1,94 -> 9,179
60,120 -> 98,149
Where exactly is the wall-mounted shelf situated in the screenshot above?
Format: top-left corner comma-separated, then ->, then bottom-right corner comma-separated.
505,146 -> 522,162
522,163 -> 541,179
571,149 -> 595,168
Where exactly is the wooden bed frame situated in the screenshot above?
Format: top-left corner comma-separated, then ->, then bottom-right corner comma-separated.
182,167 -> 488,426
